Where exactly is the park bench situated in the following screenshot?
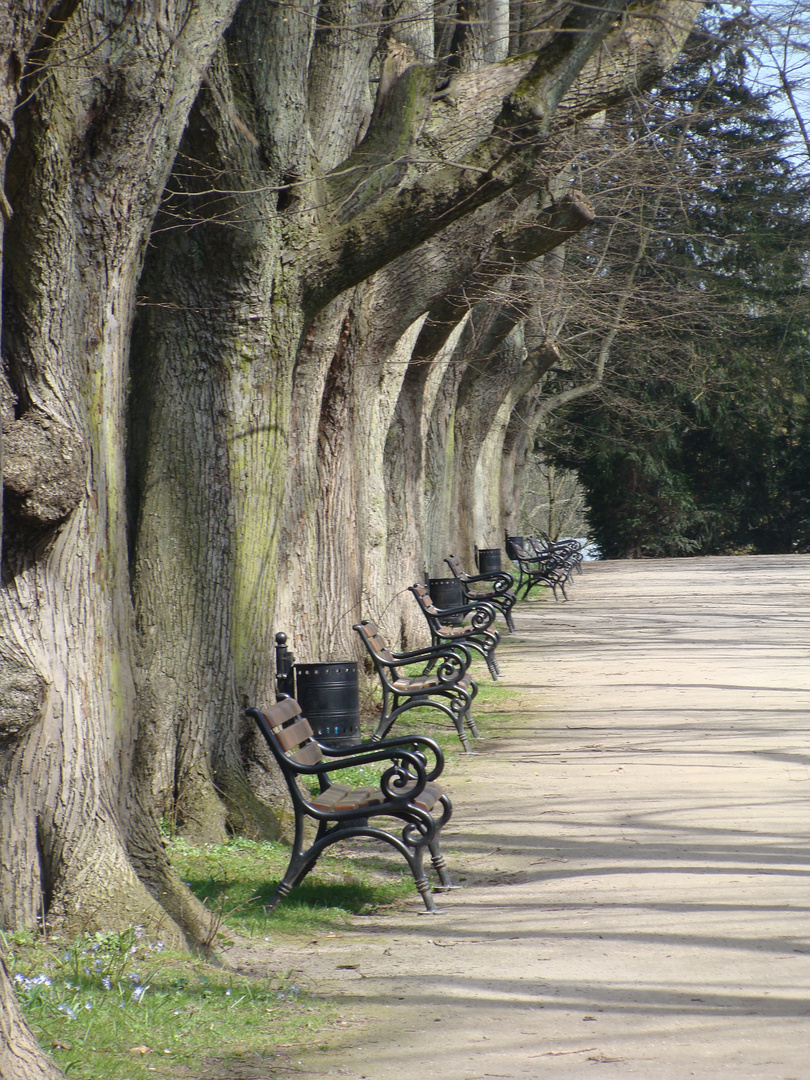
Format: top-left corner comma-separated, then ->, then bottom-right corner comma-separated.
445,553 -> 517,633
409,582 -> 501,680
525,536 -> 576,591
246,697 -> 453,913
505,533 -> 569,600
354,620 -> 479,750
528,532 -> 583,576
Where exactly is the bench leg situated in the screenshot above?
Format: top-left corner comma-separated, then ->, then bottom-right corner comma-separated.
429,840 -> 456,891
485,650 -> 500,680
371,715 -> 394,742
415,876 -> 438,911
265,846 -> 320,911
447,697 -> 472,752
455,715 -> 472,753
466,711 -> 480,739
404,841 -> 439,912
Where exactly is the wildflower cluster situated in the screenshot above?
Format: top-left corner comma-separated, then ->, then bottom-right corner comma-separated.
8,927 -> 163,1021
4,914 -> 328,1079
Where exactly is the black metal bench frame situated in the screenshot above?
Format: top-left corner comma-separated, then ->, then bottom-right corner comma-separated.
354,619 -> 479,751
505,533 -> 570,601
528,532 -> 583,575
409,583 -> 501,680
246,697 -> 453,913
445,553 -> 517,633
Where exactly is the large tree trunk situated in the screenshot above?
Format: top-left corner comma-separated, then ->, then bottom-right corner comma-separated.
1,0 -> 237,941
129,57 -> 300,841
129,2 -> 384,831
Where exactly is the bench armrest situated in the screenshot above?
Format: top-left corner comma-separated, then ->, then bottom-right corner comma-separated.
321,733 -> 444,780
288,745 -> 435,803
390,641 -> 472,667
463,570 -> 515,592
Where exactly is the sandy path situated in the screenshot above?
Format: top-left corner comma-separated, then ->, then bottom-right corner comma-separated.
265,556 -> 810,1079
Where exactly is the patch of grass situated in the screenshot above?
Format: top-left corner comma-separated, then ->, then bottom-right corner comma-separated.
4,926 -> 331,1080
168,835 -> 415,938
7,837 -> 415,1079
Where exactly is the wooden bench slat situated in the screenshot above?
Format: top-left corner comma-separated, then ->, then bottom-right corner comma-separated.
290,741 -> 323,767
275,716 -> 315,752
332,785 -> 387,811
394,779 -> 443,812
392,673 -> 439,691
265,697 -> 302,728
310,783 -> 353,811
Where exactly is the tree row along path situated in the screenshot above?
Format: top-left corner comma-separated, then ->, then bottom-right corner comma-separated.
248,555 -> 810,1079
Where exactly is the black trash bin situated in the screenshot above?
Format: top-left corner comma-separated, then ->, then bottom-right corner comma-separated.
428,576 -> 465,625
476,547 -> 502,575
505,535 -> 524,562
293,662 -> 360,747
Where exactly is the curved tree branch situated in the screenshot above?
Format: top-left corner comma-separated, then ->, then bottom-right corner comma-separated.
302,0 -> 700,308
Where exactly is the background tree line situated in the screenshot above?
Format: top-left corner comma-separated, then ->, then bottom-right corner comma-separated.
531,8 -> 810,557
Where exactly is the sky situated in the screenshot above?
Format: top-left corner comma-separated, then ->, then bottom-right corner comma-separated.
746,0 -> 810,164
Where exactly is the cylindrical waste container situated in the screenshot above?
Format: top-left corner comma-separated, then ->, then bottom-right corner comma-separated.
428,577 -> 465,624
293,662 -> 360,747
477,547 -> 502,575
504,535 -> 524,562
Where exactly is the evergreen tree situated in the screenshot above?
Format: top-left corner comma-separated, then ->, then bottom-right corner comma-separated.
542,15 -> 810,558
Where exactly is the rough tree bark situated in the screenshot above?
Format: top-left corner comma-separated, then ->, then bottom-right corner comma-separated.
1,0 -> 239,944
0,955 -> 63,1080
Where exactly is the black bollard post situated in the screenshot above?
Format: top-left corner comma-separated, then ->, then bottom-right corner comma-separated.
274,632 -> 295,698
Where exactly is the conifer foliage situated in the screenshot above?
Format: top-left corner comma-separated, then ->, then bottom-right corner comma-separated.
542,14 -> 810,557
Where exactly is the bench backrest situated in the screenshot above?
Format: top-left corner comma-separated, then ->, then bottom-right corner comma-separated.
506,535 -> 531,561
410,583 -> 440,616
354,622 -> 399,660
445,554 -> 470,582
251,698 -> 324,769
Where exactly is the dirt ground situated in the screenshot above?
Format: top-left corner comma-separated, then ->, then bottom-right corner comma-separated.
227,555 -> 810,1079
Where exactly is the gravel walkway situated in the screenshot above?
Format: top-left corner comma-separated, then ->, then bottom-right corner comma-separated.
268,555 -> 810,1080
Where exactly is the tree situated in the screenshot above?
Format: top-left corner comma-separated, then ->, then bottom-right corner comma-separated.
1,952 -> 63,1080
539,15 -> 810,557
